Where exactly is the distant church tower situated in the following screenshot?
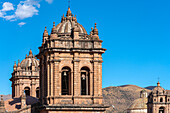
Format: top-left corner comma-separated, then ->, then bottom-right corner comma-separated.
147,82 -> 170,113
37,8 -> 108,112
10,50 -> 40,98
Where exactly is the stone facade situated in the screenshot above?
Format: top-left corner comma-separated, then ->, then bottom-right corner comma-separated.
36,8 -> 108,113
10,50 -> 39,98
147,82 -> 170,113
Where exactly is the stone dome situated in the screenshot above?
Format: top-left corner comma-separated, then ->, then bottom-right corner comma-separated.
152,82 -> 165,95
20,50 -> 39,69
55,8 -> 87,35
128,97 -> 147,110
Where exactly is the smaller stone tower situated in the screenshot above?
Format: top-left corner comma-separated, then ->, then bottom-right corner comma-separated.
147,82 -> 170,113
10,50 -> 40,98
0,95 -> 6,113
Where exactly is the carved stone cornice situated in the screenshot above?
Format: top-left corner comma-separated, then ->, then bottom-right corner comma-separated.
90,60 -> 103,63
72,59 -> 80,62
48,59 -> 61,63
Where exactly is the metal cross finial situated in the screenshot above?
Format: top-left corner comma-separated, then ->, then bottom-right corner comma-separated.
158,77 -> 160,82
68,0 -> 70,8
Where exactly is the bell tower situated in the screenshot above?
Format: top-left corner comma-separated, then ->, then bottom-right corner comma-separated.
37,8 -> 108,113
147,82 -> 170,113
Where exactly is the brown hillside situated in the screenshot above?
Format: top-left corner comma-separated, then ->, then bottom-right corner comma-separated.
103,85 -> 151,113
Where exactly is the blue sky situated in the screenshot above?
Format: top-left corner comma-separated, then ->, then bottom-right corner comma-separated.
0,0 -> 170,95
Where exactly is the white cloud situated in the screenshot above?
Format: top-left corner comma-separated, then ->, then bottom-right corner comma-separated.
1,2 -> 14,11
3,15 -> 15,20
45,0 -> 53,4
0,0 -> 40,21
15,3 -> 39,19
18,22 -> 26,26
0,11 -> 3,17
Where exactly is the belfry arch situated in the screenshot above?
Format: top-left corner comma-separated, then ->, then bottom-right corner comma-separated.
24,87 -> 30,96
80,67 -> 90,95
61,66 -> 71,95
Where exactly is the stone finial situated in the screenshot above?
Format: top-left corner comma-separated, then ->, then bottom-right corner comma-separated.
72,14 -> 77,22
29,49 -> 32,55
18,60 -> 21,67
61,14 -> 65,22
28,49 -> 33,57
13,61 -> 17,69
157,81 -> 160,87
43,27 -> 48,37
93,23 -> 98,35
66,7 -> 72,17
26,54 -> 27,58
92,23 -> 99,39
43,27 -> 48,44
53,22 -> 55,27
51,22 -> 57,34
90,27 -> 94,35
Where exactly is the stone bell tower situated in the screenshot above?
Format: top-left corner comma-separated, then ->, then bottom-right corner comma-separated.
10,50 -> 40,98
37,8 -> 108,113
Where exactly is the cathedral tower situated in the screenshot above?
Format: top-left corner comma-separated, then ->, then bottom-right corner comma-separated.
147,82 -> 170,113
37,8 -> 108,112
10,50 -> 40,98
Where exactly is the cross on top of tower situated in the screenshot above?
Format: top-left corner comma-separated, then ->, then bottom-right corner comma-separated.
68,0 -> 70,8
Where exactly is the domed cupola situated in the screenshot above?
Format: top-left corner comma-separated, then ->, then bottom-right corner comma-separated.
152,81 -> 166,95
20,50 -> 39,71
55,8 -> 87,35
11,50 -> 40,98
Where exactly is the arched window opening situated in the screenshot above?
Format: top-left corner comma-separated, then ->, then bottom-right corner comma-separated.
159,107 -> 164,113
61,67 -> 71,95
81,67 -> 90,95
24,87 -> 30,96
160,97 -> 163,102
36,87 -> 39,98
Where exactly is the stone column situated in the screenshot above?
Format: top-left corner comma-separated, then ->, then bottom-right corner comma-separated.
93,61 -> 99,96
73,53 -> 80,96
71,71 -> 74,96
90,71 -> 94,96
31,80 -> 36,97
50,61 -> 54,97
14,83 -> 17,97
47,62 -> 50,104
54,60 -> 60,97
98,61 -> 103,96
17,83 -> 19,97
